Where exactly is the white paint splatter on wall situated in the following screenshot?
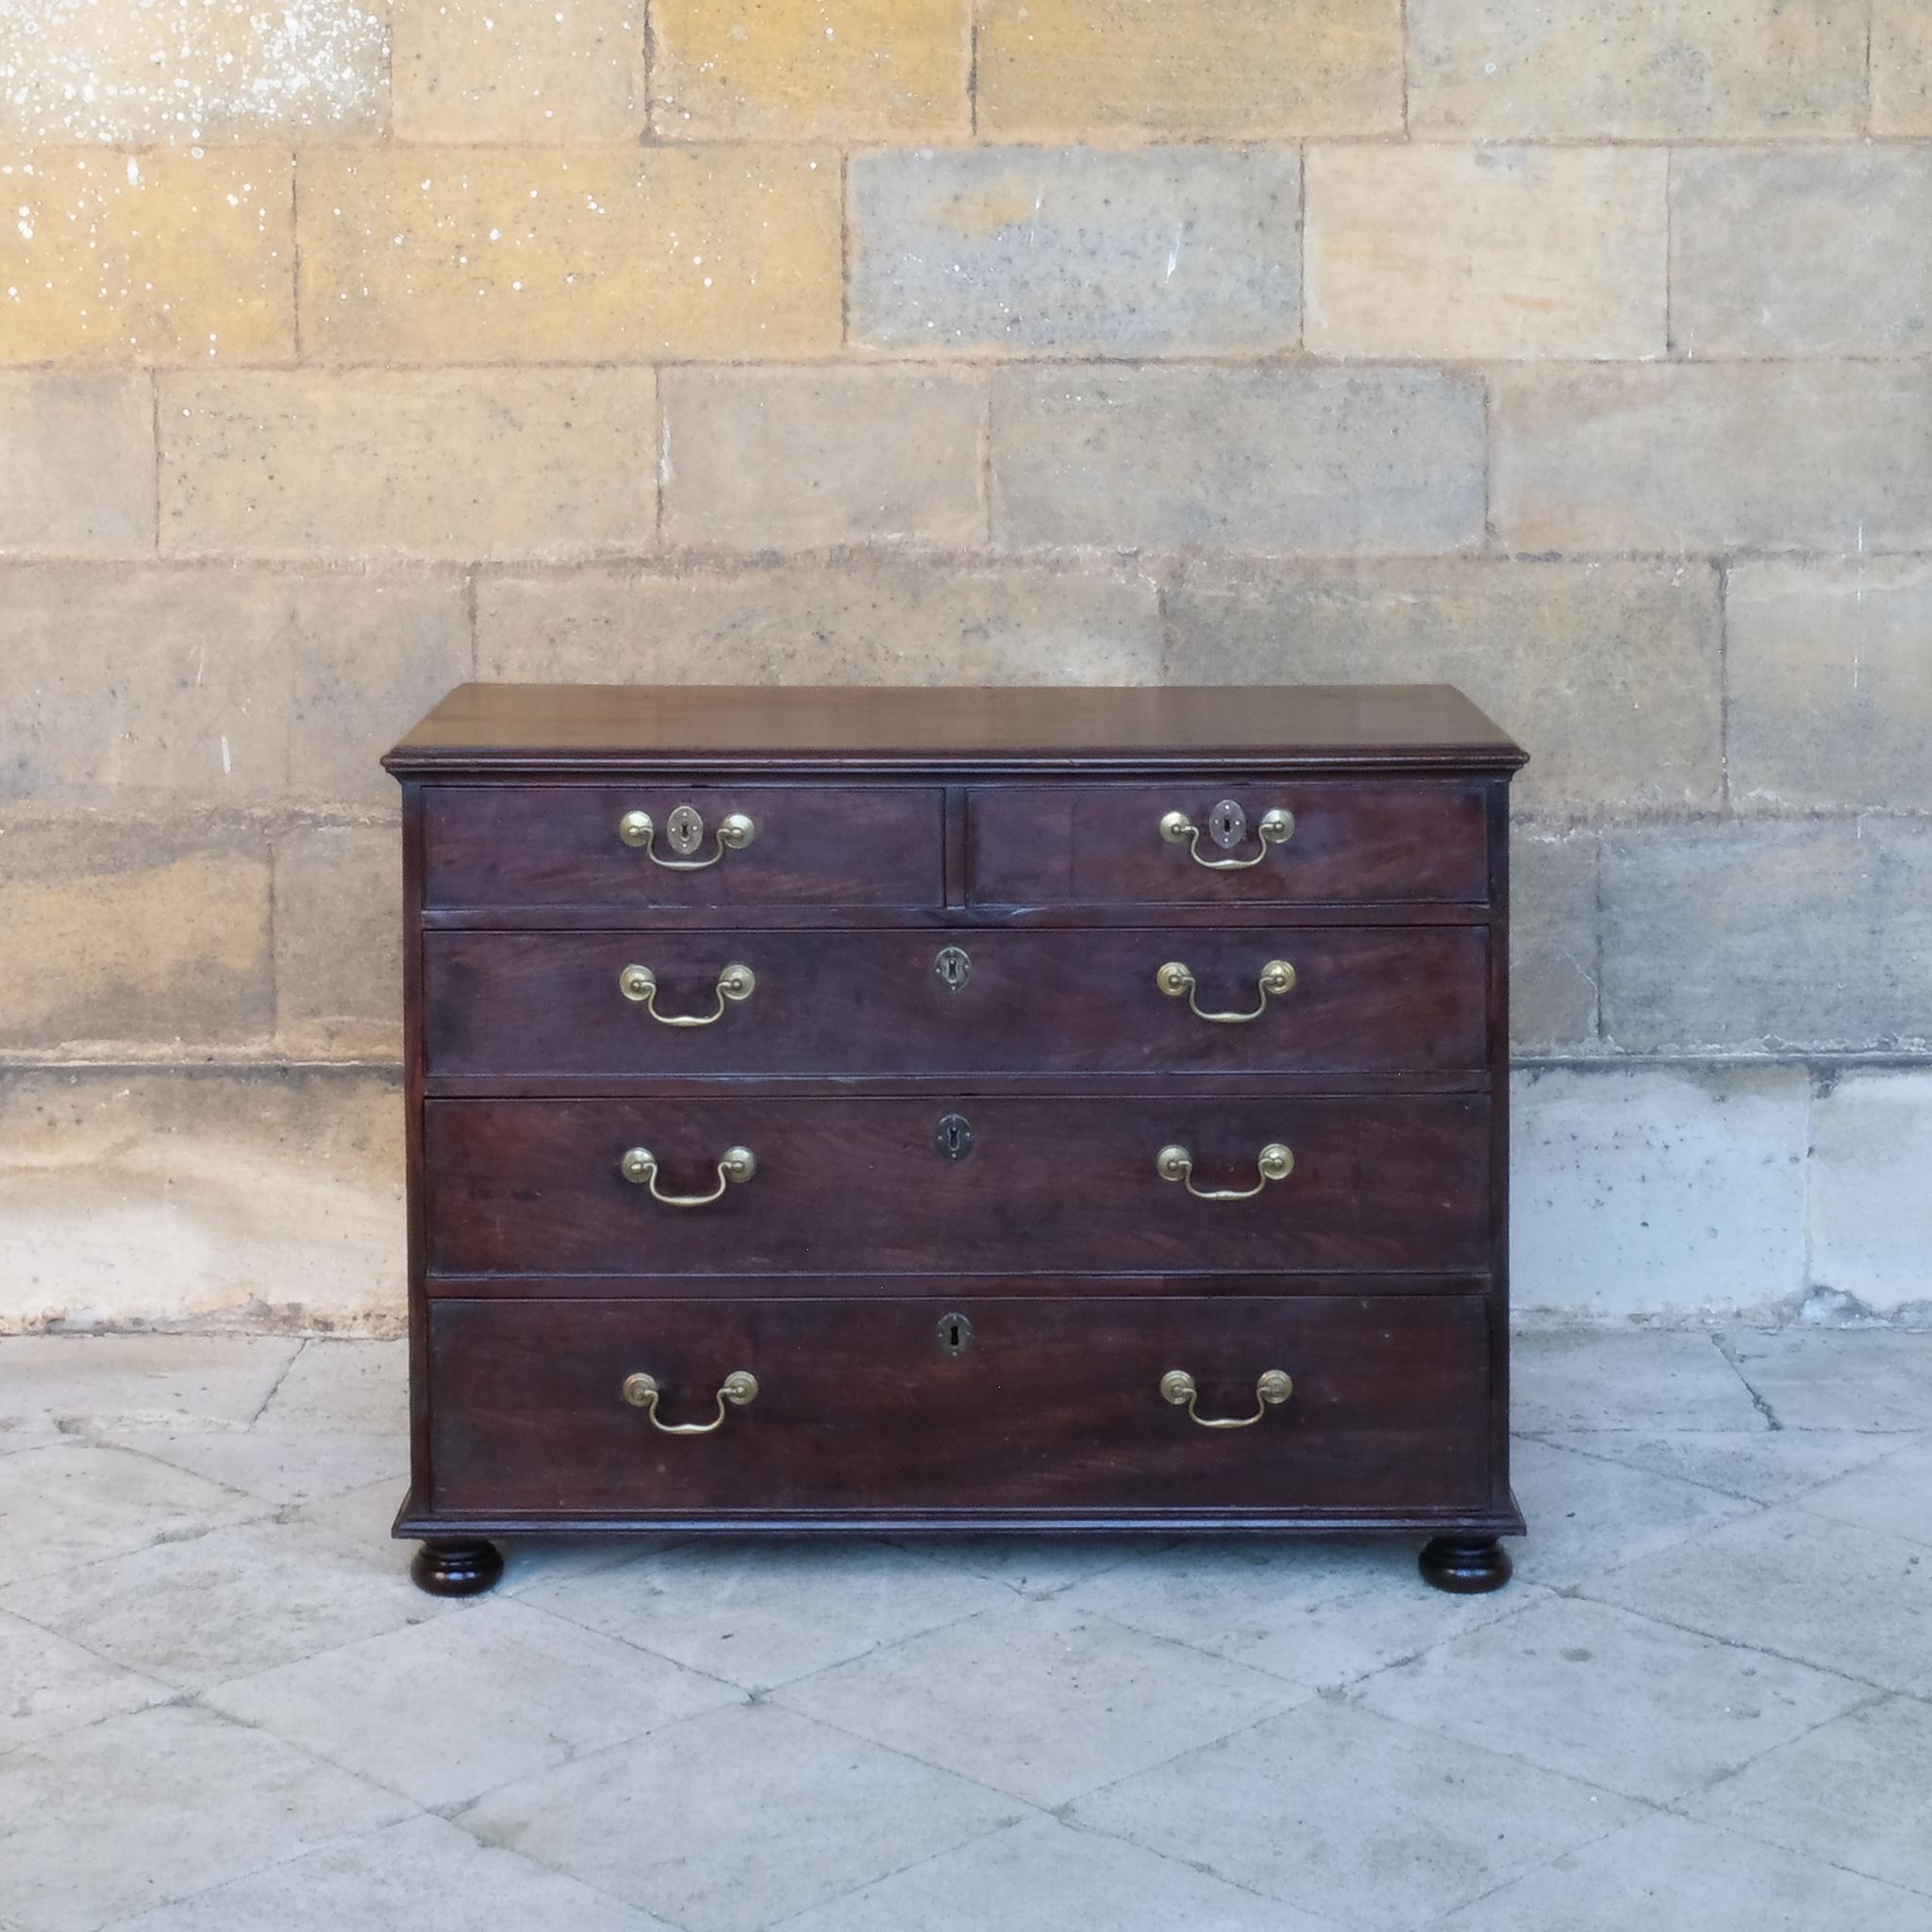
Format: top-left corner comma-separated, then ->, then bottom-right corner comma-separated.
0,0 -> 389,145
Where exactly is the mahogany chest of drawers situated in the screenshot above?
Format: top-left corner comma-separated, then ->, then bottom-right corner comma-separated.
383,684 -> 1527,1596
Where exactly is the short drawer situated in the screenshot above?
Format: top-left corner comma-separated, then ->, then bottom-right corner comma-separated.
968,780 -> 1489,906
425,1292 -> 1493,1516
423,1094 -> 1491,1277
422,784 -> 943,909
422,926 -> 1489,1078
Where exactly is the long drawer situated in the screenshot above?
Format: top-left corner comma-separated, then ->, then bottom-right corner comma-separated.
422,926 -> 1488,1078
425,1293 -> 1493,1516
968,780 -> 1490,906
423,1094 -> 1491,1277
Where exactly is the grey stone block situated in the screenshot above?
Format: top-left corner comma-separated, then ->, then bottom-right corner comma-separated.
993,366 -> 1485,552
850,144 -> 1299,355
1510,829 -> 1599,1050
660,367 -> 986,548
0,563 -> 469,812
1164,557 -> 1722,816
1510,1064 -> 1809,1321
1492,364 -> 1932,553
1408,0 -> 1868,140
1673,147 -> 1932,358
1809,1070 -> 1932,1318
1727,558 -> 1932,812
1600,820 -> 1932,1051
476,558 -> 1163,686
0,373 -> 155,555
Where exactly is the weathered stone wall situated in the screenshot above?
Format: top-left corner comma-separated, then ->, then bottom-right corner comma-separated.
2,1 -> 1927,1330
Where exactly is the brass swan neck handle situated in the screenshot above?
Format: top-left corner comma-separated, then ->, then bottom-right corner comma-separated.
1157,958 -> 1296,1024
1156,1141 -> 1293,1200
620,961 -> 756,1025
624,1370 -> 758,1435
1159,804 -> 1293,871
1160,1369 -> 1292,1428
620,1144 -> 757,1207
618,808 -> 757,871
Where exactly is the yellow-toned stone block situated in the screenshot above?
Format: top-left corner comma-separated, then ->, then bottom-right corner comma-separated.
274,826 -> 403,1058
0,1068 -> 404,1331
0,151 -> 293,365
0,0 -> 386,146
976,0 -> 1403,140
0,821 -> 273,1050
1874,1 -> 1932,134
392,0 -> 646,142
160,368 -> 657,558
1306,146 -> 1667,359
299,146 -> 841,361
654,0 -> 969,140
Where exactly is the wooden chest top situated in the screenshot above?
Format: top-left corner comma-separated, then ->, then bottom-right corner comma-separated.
382,682 -> 1527,776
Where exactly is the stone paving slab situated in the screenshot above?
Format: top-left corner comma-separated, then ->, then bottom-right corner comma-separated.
0,1329 -> 1928,1932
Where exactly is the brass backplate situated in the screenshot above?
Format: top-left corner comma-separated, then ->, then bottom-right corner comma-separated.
665,804 -> 706,856
1208,798 -> 1248,850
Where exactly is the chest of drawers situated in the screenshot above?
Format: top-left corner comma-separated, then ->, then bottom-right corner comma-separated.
383,684 -> 1527,1597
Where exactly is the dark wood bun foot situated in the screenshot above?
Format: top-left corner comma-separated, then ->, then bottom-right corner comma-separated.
410,1538 -> 504,1596
1419,1535 -> 1513,1594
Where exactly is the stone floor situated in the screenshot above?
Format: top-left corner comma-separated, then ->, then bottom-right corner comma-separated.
0,1331 -> 1929,1932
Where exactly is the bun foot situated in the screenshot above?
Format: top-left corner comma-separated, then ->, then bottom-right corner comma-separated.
411,1538 -> 504,1597
1420,1535 -> 1512,1594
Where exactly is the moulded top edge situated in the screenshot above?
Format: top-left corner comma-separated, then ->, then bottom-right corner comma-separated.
381,683 -> 1530,776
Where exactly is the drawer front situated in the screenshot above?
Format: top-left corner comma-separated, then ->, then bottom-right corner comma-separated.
423,785 -> 943,909
423,926 -> 1489,1078
424,1094 -> 1491,1277
425,1293 -> 1492,1515
968,781 -> 1489,906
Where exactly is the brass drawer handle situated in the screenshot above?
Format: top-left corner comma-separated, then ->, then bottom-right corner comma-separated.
1157,1141 -> 1293,1200
624,1369 -> 758,1435
619,961 -> 755,1025
620,1144 -> 756,1207
1159,804 -> 1292,871
1160,1368 -> 1292,1428
1157,958 -> 1296,1024
617,807 -> 757,870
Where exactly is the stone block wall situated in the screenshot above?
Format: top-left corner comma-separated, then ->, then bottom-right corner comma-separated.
1,0 -> 1926,1329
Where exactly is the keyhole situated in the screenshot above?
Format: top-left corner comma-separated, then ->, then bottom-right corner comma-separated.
935,1312 -> 974,1356
934,945 -> 971,991
935,1113 -> 973,1159
1208,798 -> 1248,850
